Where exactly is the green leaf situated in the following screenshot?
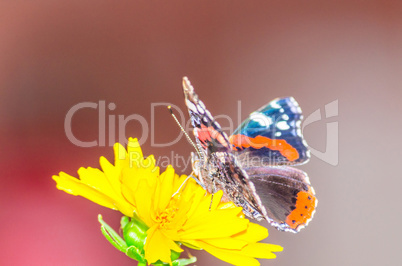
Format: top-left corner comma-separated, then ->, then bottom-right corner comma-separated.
126,246 -> 146,262
120,215 -> 130,229
172,256 -> 197,266
98,214 -> 127,253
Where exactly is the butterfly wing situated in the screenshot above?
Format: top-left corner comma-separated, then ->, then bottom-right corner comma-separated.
182,77 -> 267,220
244,166 -> 317,233
229,97 -> 310,166
229,97 -> 317,232
182,77 -> 231,155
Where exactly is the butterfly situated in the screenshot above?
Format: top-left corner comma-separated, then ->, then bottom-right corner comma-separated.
182,77 -> 317,233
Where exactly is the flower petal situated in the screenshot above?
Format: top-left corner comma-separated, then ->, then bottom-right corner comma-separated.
99,155 -> 129,199
113,142 -> 129,169
232,223 -> 268,243
210,190 -> 224,210
78,165 -> 135,216
238,242 -> 283,259
195,241 -> 261,266
202,237 -> 248,250
179,208 -> 248,239
53,172 -> 116,210
145,225 -> 183,264
77,167 -> 118,198
133,179 -> 154,226
197,240 -> 282,265
120,164 -> 160,210
144,225 -> 172,264
126,138 -> 147,170
183,186 -> 207,219
157,166 -> 175,212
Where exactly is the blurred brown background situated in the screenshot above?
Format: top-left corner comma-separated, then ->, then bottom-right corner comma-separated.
1,1 -> 401,265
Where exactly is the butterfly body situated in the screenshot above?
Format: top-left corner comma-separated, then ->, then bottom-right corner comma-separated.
182,77 -> 317,233
191,151 -> 266,220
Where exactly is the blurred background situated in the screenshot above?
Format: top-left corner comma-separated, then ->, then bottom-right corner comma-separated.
1,1 -> 401,265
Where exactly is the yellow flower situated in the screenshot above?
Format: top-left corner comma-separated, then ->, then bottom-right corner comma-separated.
53,138 -> 283,265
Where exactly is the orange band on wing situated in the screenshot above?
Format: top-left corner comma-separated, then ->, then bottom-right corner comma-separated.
229,134 -> 299,161
195,124 -> 228,148
285,188 -> 317,230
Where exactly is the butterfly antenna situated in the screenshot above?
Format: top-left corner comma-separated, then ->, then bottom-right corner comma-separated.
168,106 -> 201,157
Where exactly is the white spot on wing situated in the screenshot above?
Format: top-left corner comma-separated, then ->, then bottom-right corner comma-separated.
289,97 -> 298,105
250,112 -> 272,127
198,100 -> 206,109
304,174 -> 311,184
276,121 -> 290,130
302,139 -> 308,146
288,97 -> 302,114
186,100 -> 198,113
196,102 -> 205,114
275,131 -> 282,137
282,114 -> 289,120
270,100 -> 281,109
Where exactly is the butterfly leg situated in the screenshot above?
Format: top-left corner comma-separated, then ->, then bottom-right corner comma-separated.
172,172 -> 206,198
188,172 -> 207,190
209,177 -> 218,211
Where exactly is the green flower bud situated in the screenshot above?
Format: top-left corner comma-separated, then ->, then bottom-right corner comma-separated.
100,215 -> 195,265
122,215 -> 149,251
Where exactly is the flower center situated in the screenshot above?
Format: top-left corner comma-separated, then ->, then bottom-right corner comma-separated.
156,206 -> 178,228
